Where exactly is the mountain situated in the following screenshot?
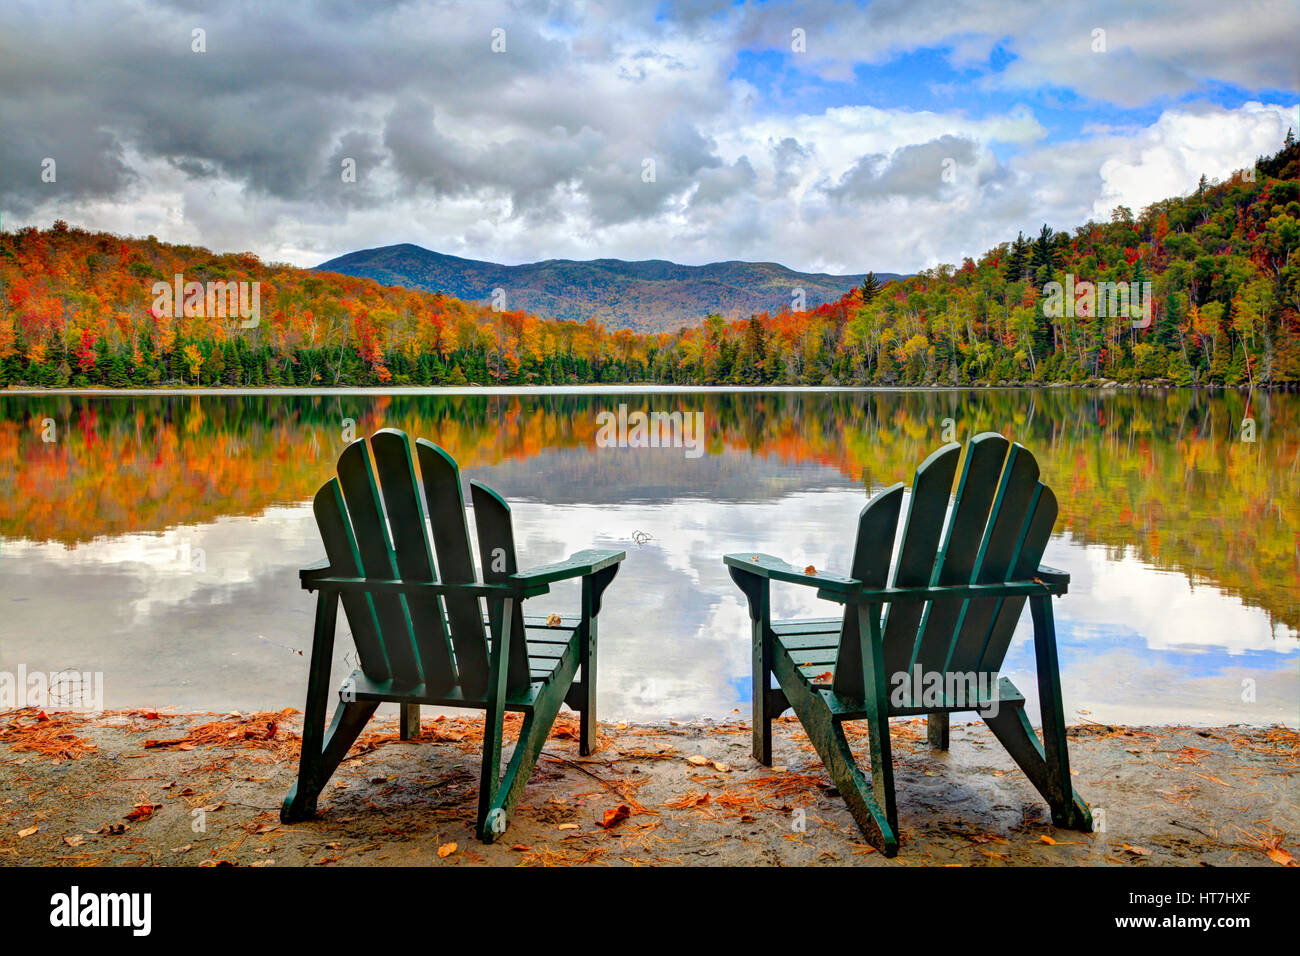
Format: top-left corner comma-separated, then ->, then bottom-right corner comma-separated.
3,138 -> 1295,391
315,244 -> 900,332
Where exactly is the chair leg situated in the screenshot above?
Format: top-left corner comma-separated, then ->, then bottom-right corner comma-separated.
811,715 -> 899,856
399,703 -> 420,740
282,590 -> 380,822
1030,595 -> 1091,830
983,678 -> 1091,831
752,621 -> 774,766
578,593 -> 598,757
282,698 -> 379,822
927,712 -> 950,749
477,676 -> 572,843
772,651 -> 898,855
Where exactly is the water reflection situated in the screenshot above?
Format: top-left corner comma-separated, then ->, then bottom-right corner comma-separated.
0,388 -> 1295,725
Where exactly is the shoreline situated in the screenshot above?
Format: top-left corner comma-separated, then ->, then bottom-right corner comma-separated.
2,707 -> 1295,867
3,381 -> 1296,397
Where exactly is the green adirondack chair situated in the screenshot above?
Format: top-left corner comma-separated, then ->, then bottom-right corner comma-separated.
724,432 -> 1091,856
281,428 -> 624,842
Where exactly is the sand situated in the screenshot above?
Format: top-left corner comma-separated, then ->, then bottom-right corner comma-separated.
0,707 -> 1295,867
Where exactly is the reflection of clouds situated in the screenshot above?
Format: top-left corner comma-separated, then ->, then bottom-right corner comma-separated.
1046,533 -> 1298,653
0,490 -> 1294,725
0,505 -> 319,623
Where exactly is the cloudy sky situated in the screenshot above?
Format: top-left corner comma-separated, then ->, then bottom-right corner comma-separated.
1,0 -> 1296,274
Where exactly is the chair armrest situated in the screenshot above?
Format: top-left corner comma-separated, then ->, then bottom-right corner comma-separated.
1035,565 -> 1070,588
510,548 -> 626,588
299,559 -> 332,587
723,553 -> 860,595
300,575 -> 534,599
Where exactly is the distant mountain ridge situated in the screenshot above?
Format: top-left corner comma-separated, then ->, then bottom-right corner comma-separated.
316,243 -> 900,332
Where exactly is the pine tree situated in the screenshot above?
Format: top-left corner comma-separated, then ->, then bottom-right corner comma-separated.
1031,224 -> 1060,283
1003,232 -> 1029,283
859,271 -> 882,303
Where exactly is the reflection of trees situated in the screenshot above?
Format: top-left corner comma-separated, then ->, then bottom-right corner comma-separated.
2,389 -> 1295,629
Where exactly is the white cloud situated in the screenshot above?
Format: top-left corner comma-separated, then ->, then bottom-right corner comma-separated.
1,1 -> 1295,274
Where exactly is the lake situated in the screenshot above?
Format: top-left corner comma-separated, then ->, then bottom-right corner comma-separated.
0,386 -> 1295,727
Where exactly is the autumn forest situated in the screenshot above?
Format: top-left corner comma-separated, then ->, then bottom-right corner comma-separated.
1,140 -> 1297,391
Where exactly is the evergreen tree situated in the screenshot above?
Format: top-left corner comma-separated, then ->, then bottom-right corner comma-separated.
1031,224 -> 1060,284
859,271 -> 882,303
1003,232 -> 1029,283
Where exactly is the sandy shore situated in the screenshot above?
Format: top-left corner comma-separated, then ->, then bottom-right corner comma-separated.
0,708 -> 1295,867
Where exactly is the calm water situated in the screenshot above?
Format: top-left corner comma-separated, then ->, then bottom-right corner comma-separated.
0,387 -> 1295,727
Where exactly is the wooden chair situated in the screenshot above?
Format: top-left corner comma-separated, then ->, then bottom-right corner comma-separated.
282,429 -> 624,842
724,433 -> 1092,856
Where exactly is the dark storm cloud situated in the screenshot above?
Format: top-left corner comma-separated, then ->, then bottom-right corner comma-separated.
0,0 -> 1292,272
0,0 -> 593,210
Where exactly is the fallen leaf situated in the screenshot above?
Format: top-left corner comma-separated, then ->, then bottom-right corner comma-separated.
64,835 -> 85,847
125,803 -> 162,822
557,823 -> 580,831
18,825 -> 37,838
685,755 -> 710,767
545,614 -> 562,626
598,804 -> 631,829
1122,843 -> 1152,856
804,565 -> 817,575
437,842 -> 458,858
712,761 -> 731,773
1193,772 -> 1231,788
1266,847 -> 1295,867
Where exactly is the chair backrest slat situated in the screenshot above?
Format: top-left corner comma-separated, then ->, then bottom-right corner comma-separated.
370,430 -> 457,691
336,439 -> 423,685
833,483 -> 904,698
415,439 -> 490,695
312,477 -> 391,681
944,443 -> 1040,673
976,482 -> 1058,675
909,432 -> 1009,675
469,480 -> 533,695
879,443 -> 961,681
